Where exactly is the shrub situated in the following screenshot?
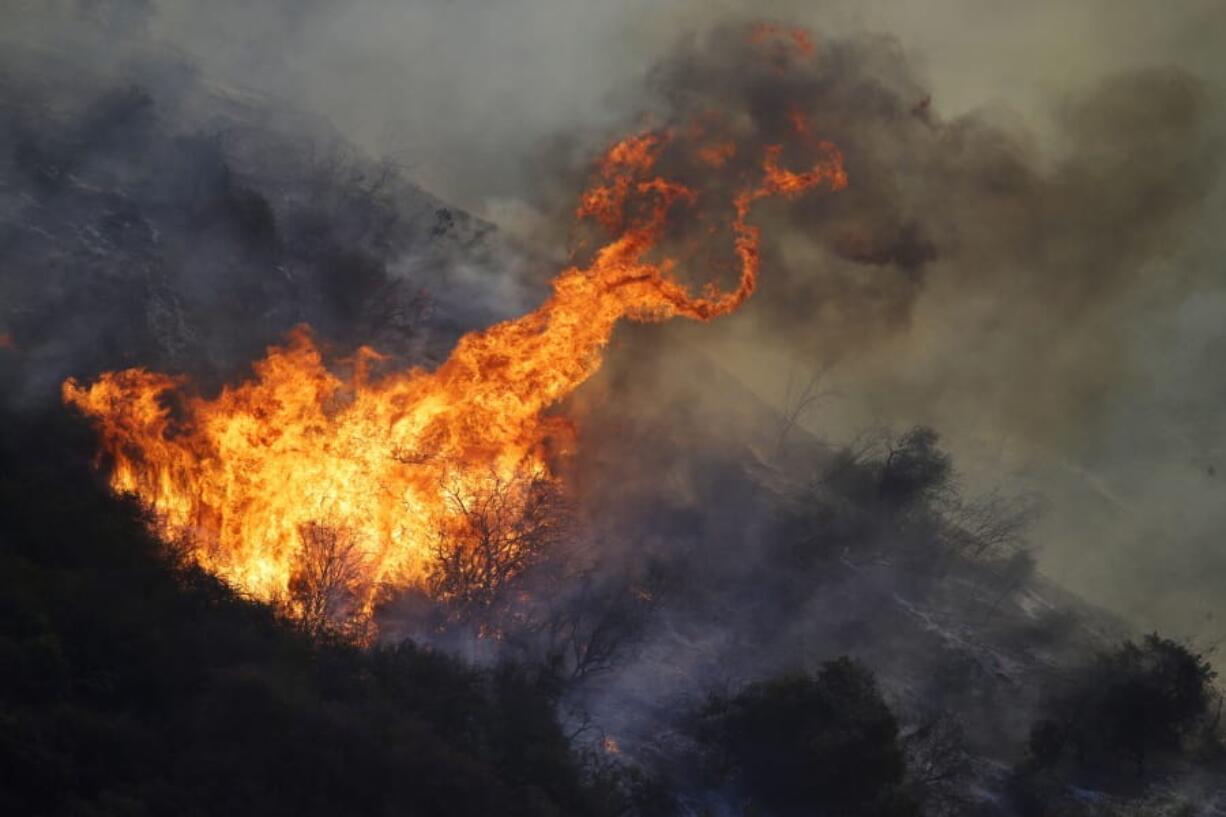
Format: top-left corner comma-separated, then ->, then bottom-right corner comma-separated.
1025,634 -> 1219,780
699,658 -> 918,816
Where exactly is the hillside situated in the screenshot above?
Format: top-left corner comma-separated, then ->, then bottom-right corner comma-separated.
0,406 -> 639,817
2,11 -> 1224,816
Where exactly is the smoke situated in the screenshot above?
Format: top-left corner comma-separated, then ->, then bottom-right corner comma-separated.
0,1 -> 543,408
5,2 -> 1226,809
515,14 -> 1225,640
5,0 -> 1226,725
603,19 -> 1226,639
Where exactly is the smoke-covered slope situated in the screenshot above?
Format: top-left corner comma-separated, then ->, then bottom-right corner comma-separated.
0,29 -> 538,408
554,334 -> 1224,814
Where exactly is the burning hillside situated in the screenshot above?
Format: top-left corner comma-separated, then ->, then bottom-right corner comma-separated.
6,6 -> 1225,815
61,69 -> 847,624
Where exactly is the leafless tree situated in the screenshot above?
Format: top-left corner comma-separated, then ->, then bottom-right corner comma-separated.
427,468 -> 571,632
289,521 -> 370,637
904,715 -> 973,817
544,574 -> 657,682
774,363 -> 838,455
945,490 -> 1042,561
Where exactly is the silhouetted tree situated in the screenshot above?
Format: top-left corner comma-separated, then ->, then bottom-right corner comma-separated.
772,363 -> 837,455
878,426 -> 952,507
699,658 -> 918,816
289,521 -> 369,636
429,469 -> 571,631
904,715 -> 973,817
543,572 -> 658,682
1026,633 -> 1219,780
945,489 -> 1041,560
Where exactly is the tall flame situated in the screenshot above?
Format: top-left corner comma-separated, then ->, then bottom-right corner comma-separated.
63,124 -> 846,619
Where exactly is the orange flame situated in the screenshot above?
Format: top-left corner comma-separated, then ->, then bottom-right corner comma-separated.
749,23 -> 815,57
697,141 -> 737,168
63,124 -> 846,622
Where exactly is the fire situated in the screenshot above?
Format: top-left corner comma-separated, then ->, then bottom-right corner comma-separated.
697,141 -> 737,168
63,120 -> 846,625
749,23 -> 816,58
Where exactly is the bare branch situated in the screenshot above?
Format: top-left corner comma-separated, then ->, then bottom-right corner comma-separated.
289,521 -> 370,637
774,363 -> 838,455
427,467 -> 572,634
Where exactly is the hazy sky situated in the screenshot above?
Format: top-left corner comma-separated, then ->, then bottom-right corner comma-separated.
148,0 -> 1226,208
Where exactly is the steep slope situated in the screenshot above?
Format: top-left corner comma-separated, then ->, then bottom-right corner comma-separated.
560,329 -> 1154,811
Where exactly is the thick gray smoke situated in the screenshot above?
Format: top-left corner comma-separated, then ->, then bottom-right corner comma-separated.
574,19 -> 1226,638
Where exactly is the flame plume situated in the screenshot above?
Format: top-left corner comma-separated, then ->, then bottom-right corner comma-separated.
63,122 -> 846,622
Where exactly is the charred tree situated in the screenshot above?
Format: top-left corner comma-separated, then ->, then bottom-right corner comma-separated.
428,469 -> 571,633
